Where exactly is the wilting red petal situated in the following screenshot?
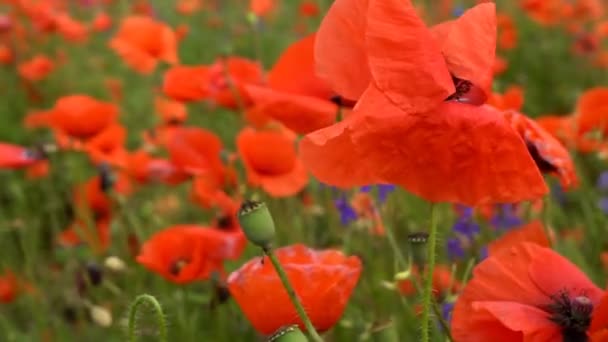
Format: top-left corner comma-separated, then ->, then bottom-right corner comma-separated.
245,85 -> 338,134
365,0 -> 454,113
505,110 -> 578,189
0,143 -> 40,169
315,0 -> 371,101
228,244 -> 362,334
488,220 -> 550,255
162,65 -> 209,101
431,3 -> 497,96
268,33 -> 334,99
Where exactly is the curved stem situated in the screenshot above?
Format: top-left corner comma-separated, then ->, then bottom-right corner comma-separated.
421,204 -> 439,342
127,294 -> 167,342
264,247 -> 323,342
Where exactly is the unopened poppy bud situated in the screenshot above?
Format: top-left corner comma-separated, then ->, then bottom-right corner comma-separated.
98,163 -> 115,193
89,305 -> 112,327
238,200 -> 275,249
86,262 -> 103,286
104,256 -> 126,272
267,325 -> 308,342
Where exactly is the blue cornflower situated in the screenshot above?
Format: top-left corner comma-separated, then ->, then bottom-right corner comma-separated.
333,196 -> 358,226
490,204 -> 523,230
447,238 -> 466,260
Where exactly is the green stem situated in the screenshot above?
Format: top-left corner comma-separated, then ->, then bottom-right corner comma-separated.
421,204 -> 439,342
264,247 -> 323,342
127,294 -> 167,342
384,222 -> 408,270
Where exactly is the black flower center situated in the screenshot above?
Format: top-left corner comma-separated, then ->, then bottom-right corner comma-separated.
445,76 -> 486,105
169,259 -> 189,276
546,291 -> 592,342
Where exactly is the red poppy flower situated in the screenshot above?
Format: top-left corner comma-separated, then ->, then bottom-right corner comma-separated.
25,95 -> 118,142
536,115 -> 578,150
190,176 -> 235,209
487,220 -> 550,255
154,96 -> 188,125
451,243 -> 605,341
176,0 -> 202,15
504,110 -> 578,189
73,173 -> 132,220
299,1 -> 320,17
250,0 -> 276,17
163,57 -> 263,109
237,127 -> 308,197
574,87 -> 608,150
91,12 -> 112,32
244,33 -> 339,134
0,271 -> 19,303
126,150 -> 189,185
109,16 -> 178,74
0,143 -> 44,169
228,244 -> 362,335
58,216 -> 112,252
137,225 -> 245,284
0,44 -> 12,64
18,55 -> 54,82
301,0 -> 548,206
54,12 -> 88,43
85,124 -> 129,168
167,127 -> 226,180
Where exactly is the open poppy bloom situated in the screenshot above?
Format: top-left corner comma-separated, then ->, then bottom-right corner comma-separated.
451,243 -> 607,341
228,244 -> 362,335
126,150 -> 189,185
163,57 -> 263,109
504,110 -> 578,189
486,86 -> 524,111
573,87 -> 608,152
137,225 -> 245,284
25,95 -> 118,144
91,12 -> 112,32
109,15 -> 178,74
154,96 -> 188,125
244,33 -> 339,134
301,0 -> 547,206
167,127 -> 226,180
0,142 -> 44,169
250,0 -> 277,17
0,271 -> 19,303
84,124 -> 129,168
237,126 -> 308,197
58,217 -> 112,252
17,55 -> 54,82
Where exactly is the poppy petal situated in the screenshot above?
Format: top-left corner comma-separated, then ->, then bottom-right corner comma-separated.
488,220 -> 550,256
431,3 -> 497,96
365,0 -> 454,113
315,0 -> 371,101
162,65 -> 209,101
349,84 -> 547,205
245,85 -> 338,134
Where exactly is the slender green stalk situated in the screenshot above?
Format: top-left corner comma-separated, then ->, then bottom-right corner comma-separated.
264,247 -> 323,342
421,204 -> 439,342
127,294 -> 167,342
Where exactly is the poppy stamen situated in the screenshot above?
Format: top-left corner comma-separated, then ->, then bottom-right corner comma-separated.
445,76 -> 486,105
545,291 -> 593,342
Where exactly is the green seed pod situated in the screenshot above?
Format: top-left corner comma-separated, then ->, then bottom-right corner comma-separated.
267,325 -> 308,342
238,200 -> 276,249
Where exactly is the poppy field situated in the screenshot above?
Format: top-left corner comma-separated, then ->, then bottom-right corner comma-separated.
3,0 -> 608,341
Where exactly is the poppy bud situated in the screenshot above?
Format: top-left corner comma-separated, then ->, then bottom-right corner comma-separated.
89,305 -> 112,327
98,163 -> 115,193
238,200 -> 275,249
267,325 -> 308,342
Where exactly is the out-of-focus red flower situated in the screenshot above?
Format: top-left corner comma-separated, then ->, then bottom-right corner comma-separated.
167,127 -> 226,179
137,225 -> 245,284
91,12 -> 112,32
18,55 -> 54,82
244,33 -> 338,134
497,13 -> 518,50
54,13 -> 88,42
25,95 -> 118,143
228,244 -> 362,335
250,0 -> 276,17
504,110 -> 578,189
58,217 -> 112,252
175,24 -> 189,42
0,271 -> 19,303
237,127 -> 308,197
84,124 -> 129,168
487,86 -> 524,111
154,96 -> 188,124
574,87 -> 608,150
452,243 -> 605,341
398,265 -> 461,298
126,150 -> 189,185
299,1 -> 320,17
109,16 -> 178,74
176,0 -> 202,15
0,143 -> 44,169
301,0 -> 548,206
0,44 -> 13,64
163,57 -> 263,109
